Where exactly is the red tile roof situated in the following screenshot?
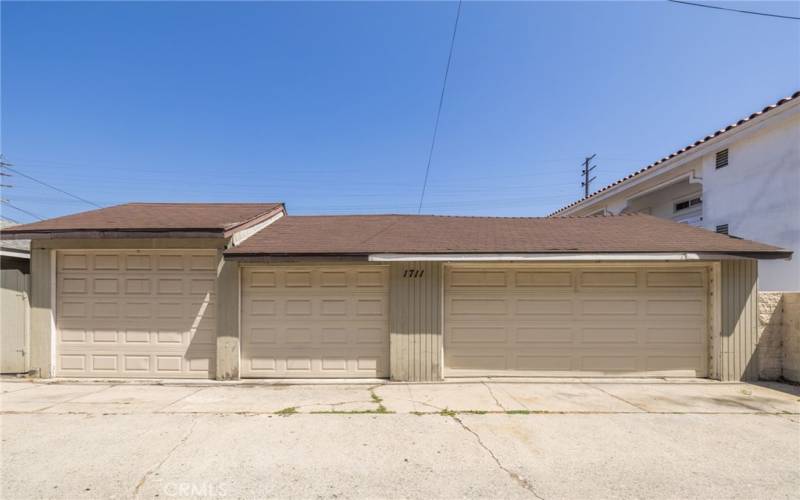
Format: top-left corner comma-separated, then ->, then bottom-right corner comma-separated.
225,214 -> 790,258
0,203 -> 285,238
550,90 -> 800,216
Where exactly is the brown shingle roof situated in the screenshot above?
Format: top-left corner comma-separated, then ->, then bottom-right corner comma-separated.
225,214 -> 790,258
550,90 -> 800,216
0,202 -> 284,238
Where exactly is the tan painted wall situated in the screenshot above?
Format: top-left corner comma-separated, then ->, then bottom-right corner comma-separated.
29,247 -> 53,377
715,260 -> 759,381
215,251 -> 239,380
759,292 -> 800,382
389,262 -> 442,381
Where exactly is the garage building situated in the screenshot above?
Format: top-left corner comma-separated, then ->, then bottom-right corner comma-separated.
1,205 -> 790,382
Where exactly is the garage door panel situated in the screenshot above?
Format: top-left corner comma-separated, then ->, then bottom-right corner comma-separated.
244,350 -> 388,377
516,299 -> 574,316
646,270 -> 705,288
515,271 -> 572,288
242,266 -> 389,378
578,271 -> 638,288
445,266 -> 708,378
55,250 -> 217,378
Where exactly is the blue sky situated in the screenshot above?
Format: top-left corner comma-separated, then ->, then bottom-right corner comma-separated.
2,1 -> 798,222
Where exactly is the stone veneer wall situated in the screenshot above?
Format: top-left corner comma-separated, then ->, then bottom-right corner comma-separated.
782,293 -> 800,382
758,292 -> 800,382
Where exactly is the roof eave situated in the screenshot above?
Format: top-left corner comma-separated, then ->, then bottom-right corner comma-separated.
221,204 -> 286,238
225,252 -> 370,263
0,229 -> 226,240
225,250 -> 793,262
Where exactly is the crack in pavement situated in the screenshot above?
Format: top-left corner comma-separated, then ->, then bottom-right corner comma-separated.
35,384 -> 118,412
483,382 -> 507,411
133,416 -> 199,498
588,383 -> 649,412
450,414 -> 544,499
155,387 -> 207,413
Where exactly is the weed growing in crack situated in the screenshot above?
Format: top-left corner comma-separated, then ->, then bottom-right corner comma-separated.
439,408 -> 457,417
309,407 -> 394,415
369,390 -> 383,404
505,410 -> 532,415
275,407 -> 298,416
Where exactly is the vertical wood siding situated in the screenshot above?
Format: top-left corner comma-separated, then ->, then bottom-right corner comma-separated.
719,260 -> 759,381
1,269 -> 30,373
389,262 -> 442,381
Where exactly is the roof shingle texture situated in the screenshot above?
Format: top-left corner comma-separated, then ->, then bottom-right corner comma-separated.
0,203 -> 284,235
226,214 -> 789,257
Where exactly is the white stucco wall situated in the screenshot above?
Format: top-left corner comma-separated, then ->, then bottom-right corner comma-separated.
701,110 -> 800,291
624,179 -> 702,221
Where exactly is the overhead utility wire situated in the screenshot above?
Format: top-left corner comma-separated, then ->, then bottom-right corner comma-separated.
1,165 -> 102,208
1,200 -> 44,221
667,0 -> 800,20
417,0 -> 463,214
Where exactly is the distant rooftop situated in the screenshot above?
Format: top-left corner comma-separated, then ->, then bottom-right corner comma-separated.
551,90 -> 800,215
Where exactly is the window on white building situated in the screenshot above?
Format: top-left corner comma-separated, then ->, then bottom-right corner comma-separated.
674,196 -> 702,213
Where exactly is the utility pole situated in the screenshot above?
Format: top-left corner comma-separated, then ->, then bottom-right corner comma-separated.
0,156 -> 12,189
581,154 -> 597,198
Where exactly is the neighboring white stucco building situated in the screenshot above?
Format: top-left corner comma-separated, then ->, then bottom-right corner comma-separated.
552,91 -> 800,291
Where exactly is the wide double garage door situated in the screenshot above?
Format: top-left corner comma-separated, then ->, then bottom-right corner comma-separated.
55,250 -> 217,378
241,266 -> 390,378
445,266 -> 709,377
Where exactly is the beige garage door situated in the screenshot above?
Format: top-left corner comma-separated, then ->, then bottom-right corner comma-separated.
56,250 -> 216,378
241,266 -> 389,378
445,265 -> 708,377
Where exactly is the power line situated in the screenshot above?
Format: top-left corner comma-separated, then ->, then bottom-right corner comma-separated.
1,199 -> 44,220
667,0 -> 800,21
417,0 -> 463,214
1,164 -> 102,208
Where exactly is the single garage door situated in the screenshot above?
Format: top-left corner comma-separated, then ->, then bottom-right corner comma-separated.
56,250 -> 217,378
445,265 -> 708,377
241,266 -> 389,378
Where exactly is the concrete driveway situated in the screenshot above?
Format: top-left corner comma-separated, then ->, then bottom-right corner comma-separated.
1,378 -> 798,499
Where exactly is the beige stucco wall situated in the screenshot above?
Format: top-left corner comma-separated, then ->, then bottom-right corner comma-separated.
757,291 -> 800,382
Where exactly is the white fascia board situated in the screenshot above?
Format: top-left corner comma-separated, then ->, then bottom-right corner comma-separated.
369,253 -> 711,262
230,211 -> 284,247
559,102 -> 800,215
0,248 -> 30,259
